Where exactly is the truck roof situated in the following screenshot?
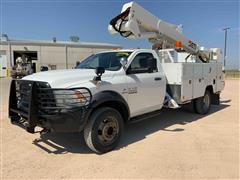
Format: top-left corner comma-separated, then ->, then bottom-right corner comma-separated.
97,49 -> 152,54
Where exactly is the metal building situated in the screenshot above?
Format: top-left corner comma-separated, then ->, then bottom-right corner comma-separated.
0,34 -> 121,77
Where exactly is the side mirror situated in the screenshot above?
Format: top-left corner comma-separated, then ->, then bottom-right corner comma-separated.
93,67 -> 105,81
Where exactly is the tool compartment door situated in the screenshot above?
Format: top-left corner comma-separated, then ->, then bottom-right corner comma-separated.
216,63 -> 225,92
193,64 -> 205,98
203,63 -> 217,92
161,63 -> 182,103
181,63 -> 194,102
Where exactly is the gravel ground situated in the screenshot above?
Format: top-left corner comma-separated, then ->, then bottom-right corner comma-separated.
0,78 -> 239,179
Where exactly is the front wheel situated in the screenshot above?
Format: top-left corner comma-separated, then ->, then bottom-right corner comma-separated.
84,107 -> 124,154
194,90 -> 211,114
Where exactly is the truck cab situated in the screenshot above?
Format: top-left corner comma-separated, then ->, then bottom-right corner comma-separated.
87,49 -> 166,117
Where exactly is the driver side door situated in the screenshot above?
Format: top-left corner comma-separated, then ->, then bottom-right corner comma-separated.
125,52 -> 166,117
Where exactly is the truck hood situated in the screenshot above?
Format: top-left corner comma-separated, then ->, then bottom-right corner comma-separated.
23,69 -> 115,88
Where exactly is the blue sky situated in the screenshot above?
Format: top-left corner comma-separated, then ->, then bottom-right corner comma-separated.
1,0 -> 239,69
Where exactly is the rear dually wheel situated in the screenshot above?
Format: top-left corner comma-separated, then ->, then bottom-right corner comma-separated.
194,90 -> 211,115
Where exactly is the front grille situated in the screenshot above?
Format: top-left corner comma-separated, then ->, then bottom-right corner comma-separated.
14,80 -> 92,119
16,81 -> 51,113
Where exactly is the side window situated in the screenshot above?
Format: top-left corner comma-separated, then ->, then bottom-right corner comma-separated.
129,53 -> 157,73
89,56 -> 99,67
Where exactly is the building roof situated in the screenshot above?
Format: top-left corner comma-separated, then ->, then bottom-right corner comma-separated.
0,38 -> 122,49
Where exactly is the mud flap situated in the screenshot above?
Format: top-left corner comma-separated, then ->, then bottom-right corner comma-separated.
212,93 -> 220,105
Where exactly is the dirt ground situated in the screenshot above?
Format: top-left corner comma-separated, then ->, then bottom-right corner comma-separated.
0,78 -> 239,179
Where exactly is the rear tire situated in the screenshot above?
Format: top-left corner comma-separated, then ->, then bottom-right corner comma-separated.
194,90 -> 211,114
84,107 -> 124,154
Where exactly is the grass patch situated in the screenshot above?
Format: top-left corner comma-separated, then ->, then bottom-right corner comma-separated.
225,70 -> 240,78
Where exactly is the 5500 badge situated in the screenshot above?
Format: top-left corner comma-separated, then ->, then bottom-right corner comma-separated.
122,87 -> 138,94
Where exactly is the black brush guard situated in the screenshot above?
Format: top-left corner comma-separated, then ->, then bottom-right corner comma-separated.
9,80 -> 92,133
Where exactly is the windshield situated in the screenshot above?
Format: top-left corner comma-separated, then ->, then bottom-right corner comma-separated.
76,52 -> 132,71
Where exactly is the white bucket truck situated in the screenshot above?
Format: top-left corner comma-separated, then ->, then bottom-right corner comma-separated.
9,2 -> 224,153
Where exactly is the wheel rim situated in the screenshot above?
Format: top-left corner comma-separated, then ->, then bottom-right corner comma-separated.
203,93 -> 210,110
97,116 -> 119,145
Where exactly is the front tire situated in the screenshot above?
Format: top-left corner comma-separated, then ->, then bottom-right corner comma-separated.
194,90 -> 211,114
84,107 -> 124,154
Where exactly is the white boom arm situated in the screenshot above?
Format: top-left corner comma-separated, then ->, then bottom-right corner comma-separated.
108,1 -> 220,62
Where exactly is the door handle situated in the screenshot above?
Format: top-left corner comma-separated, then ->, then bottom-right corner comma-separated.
154,77 -> 162,81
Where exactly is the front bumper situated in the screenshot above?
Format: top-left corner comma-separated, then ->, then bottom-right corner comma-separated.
9,80 -> 92,133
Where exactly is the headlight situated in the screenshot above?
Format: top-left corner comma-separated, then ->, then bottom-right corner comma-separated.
54,89 -> 89,107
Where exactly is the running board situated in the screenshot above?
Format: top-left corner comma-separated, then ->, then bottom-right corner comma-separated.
129,110 -> 162,124
163,92 -> 180,109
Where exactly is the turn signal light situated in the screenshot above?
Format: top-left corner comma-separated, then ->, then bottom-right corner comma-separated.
75,91 -> 86,102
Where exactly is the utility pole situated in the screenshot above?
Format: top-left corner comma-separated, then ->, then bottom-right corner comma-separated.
65,44 -> 68,69
222,27 -> 230,68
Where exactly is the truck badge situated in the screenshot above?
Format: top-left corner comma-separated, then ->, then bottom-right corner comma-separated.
128,87 -> 138,94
